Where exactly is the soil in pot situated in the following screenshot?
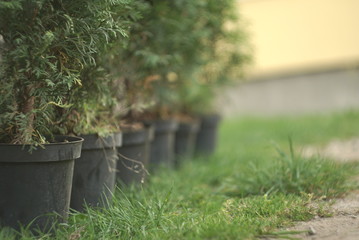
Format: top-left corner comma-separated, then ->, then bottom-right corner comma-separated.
117,124 -> 154,185
0,136 -> 83,232
174,120 -> 200,164
195,114 -> 221,155
70,133 -> 122,212
147,119 -> 178,168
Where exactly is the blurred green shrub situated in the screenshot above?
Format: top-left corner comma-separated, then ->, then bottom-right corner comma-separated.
110,0 -> 251,120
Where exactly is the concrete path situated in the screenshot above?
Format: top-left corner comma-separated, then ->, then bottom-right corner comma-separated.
282,138 -> 359,240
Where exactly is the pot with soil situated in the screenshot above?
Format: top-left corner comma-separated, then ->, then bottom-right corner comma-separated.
70,133 -> 122,212
195,114 -> 221,155
117,124 -> 154,185
147,119 -> 179,168
0,136 -> 83,231
174,120 -> 200,164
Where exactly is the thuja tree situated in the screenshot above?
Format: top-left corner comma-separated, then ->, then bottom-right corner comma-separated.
110,0 -> 182,120
111,0 -> 251,120
0,0 -> 138,145
52,1 -> 145,137
173,0 -> 252,115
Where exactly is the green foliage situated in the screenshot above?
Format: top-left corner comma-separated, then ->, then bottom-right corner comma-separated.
0,0 -> 250,143
0,1 -> 22,10
173,0 -> 252,114
111,0 -> 251,119
53,1 -> 145,136
0,0 -> 141,144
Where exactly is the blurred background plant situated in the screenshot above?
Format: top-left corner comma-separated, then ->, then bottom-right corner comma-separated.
110,0 -> 251,123
172,0 -> 251,116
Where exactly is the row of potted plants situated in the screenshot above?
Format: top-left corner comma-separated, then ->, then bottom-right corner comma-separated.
0,0 -> 250,232
0,113 -> 220,231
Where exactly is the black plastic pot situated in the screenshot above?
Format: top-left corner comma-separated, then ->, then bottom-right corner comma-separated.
70,133 -> 122,212
117,125 -> 154,185
174,120 -> 200,163
0,136 -> 83,231
148,119 -> 178,168
195,114 -> 221,155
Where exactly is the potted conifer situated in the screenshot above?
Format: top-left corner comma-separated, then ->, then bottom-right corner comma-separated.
90,1 -> 155,185
171,0 -> 252,156
118,0 -> 251,160
0,0 -> 89,231
0,0 -> 147,230
52,1 -> 145,211
110,1 -> 180,174
111,0 -> 252,168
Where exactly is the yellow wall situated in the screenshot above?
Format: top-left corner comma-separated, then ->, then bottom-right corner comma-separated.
239,0 -> 359,77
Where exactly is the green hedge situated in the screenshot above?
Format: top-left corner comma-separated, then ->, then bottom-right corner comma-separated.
0,0 -> 251,145
0,0 -> 141,145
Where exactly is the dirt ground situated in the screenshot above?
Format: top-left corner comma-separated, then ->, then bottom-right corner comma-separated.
282,138 -> 359,240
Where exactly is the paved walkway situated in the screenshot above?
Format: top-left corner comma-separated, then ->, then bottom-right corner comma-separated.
283,138 -> 359,240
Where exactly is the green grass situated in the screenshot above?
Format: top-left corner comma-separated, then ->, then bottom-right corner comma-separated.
2,110 -> 359,239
